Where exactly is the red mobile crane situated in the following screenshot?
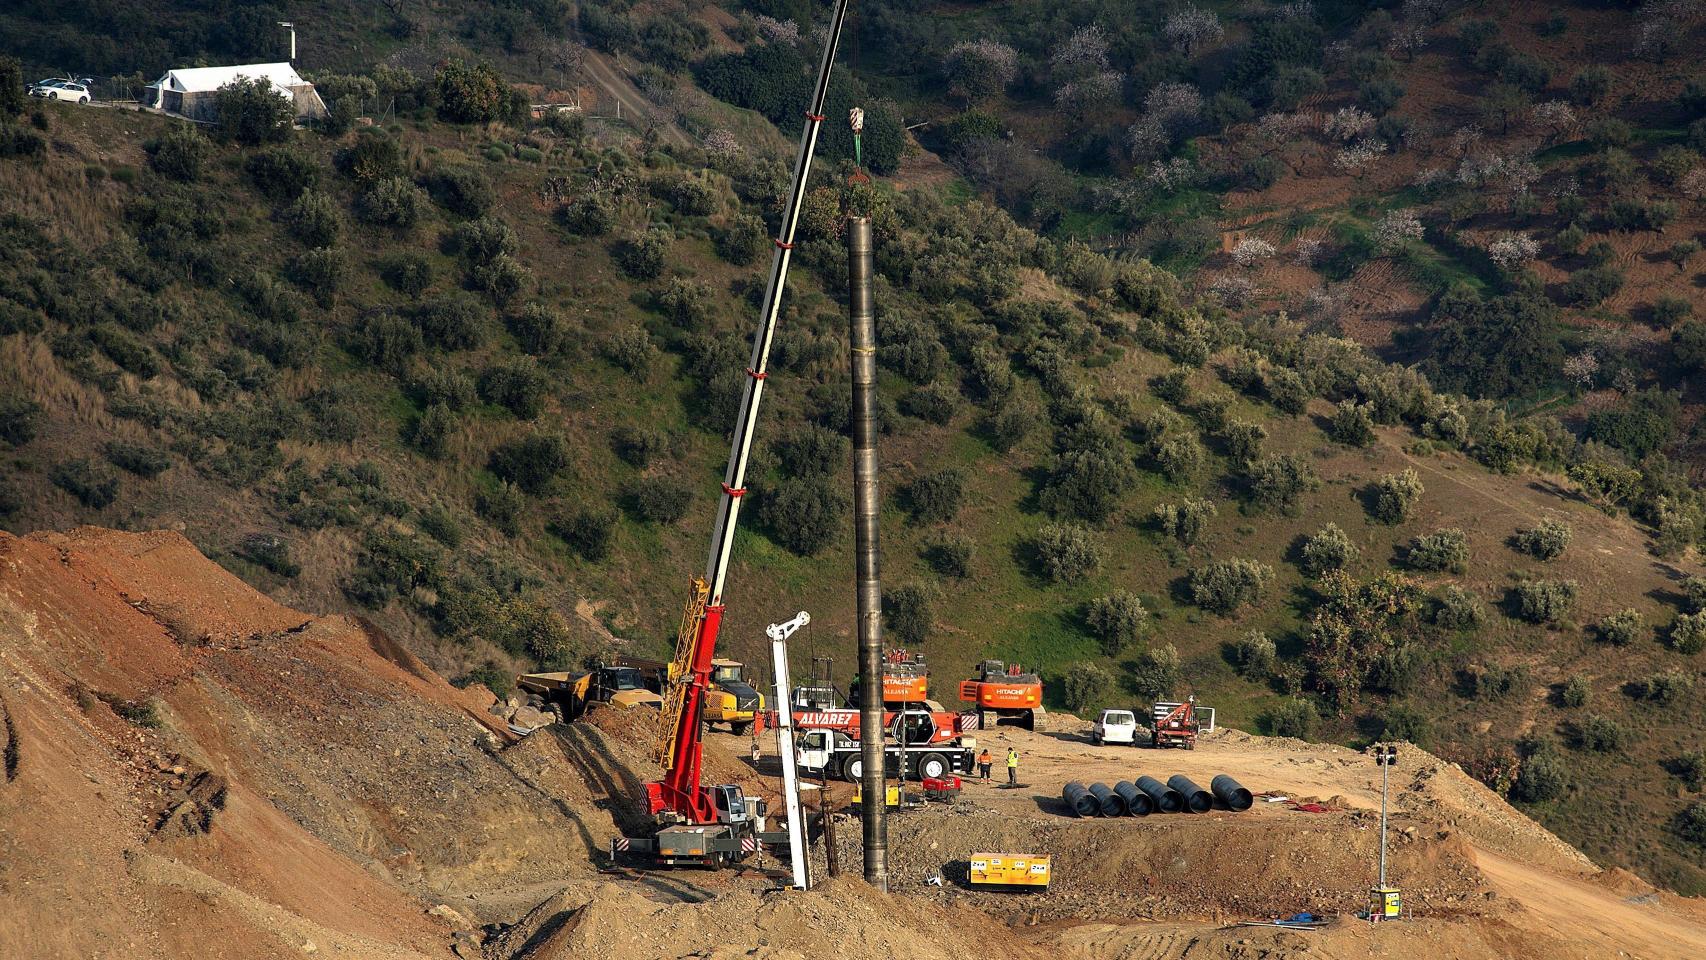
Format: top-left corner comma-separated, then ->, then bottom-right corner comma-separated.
612,0 -> 854,869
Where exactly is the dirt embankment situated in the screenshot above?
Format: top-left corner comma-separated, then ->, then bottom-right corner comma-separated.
4,527 -> 1705,960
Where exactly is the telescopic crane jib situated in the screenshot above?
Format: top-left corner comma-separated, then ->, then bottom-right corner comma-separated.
642,0 -> 855,834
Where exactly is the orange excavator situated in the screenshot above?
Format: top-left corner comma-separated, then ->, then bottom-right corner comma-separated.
959,660 -> 1043,730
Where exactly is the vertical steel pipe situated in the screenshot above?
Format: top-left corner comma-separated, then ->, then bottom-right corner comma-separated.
849,217 -> 887,890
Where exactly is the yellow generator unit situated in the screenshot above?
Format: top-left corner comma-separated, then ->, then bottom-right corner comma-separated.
1370,886 -> 1402,920
969,852 -> 1051,889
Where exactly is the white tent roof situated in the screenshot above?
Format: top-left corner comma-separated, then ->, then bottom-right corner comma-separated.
152,63 -> 309,94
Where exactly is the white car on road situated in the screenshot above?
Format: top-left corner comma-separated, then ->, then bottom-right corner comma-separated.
30,80 -> 91,104
1091,708 -> 1141,746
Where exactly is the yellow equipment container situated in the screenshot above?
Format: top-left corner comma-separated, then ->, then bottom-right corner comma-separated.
852,784 -> 901,808
969,853 -> 1051,889
1370,886 -> 1402,920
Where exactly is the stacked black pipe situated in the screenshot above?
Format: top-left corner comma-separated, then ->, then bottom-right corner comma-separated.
1064,774 -> 1256,816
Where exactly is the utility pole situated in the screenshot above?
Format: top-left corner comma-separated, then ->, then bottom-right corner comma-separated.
848,215 -> 887,892
1371,742 -> 1401,922
278,22 -> 296,62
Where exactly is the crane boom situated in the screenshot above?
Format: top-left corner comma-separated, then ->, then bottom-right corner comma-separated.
647,0 -> 854,827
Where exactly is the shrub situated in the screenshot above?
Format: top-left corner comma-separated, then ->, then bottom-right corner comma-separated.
446,216 -> 518,265
1577,714 -> 1628,752
551,506 -> 618,561
145,127 -> 210,181
282,190 -> 342,247
213,76 -> 293,144
347,310 -> 423,374
603,326 -> 655,374
1329,400 -> 1376,446
1408,528 -> 1469,573
1264,699 -> 1317,739
0,396 -> 42,446
1086,591 -> 1149,655
1153,497 -> 1216,546
1033,523 -> 1101,583
900,382 -> 959,424
1677,750 -> 1706,790
905,468 -> 964,525
1153,434 -> 1206,484
475,481 -> 524,535
1512,746 -> 1569,803
1245,454 -> 1320,513
1680,803 -> 1706,847
714,214 -> 767,265
414,295 -> 486,351
1654,295 -> 1692,327
411,403 -> 455,459
337,135 -> 404,185
982,400 -> 1039,452
561,192 -> 617,236
1370,469 -> 1424,524
508,303 -> 563,356
1300,523 -> 1358,576
923,534 -> 974,578
426,165 -> 495,217
1220,419 -> 1266,463
1513,579 -> 1577,625
236,532 -> 301,577
436,60 -> 511,124
377,252 -> 433,296
1669,611 -> 1706,654
1063,661 -> 1114,713
1229,630 -> 1277,681
611,424 -> 667,467
1151,367 -> 1192,404
1039,446 -> 1135,523
1684,576 -> 1706,614
51,459 -> 119,508
627,475 -> 690,524
760,476 -> 848,556
1473,664 -> 1528,700
359,176 -> 427,229
1126,643 -> 1181,699
488,432 -> 568,493
1597,608 -> 1644,646
104,442 -> 170,478
1380,705 -> 1431,746
1633,669 -> 1696,704
1189,558 -> 1273,615
1513,519 -> 1572,560
616,227 -> 671,279
884,582 -> 934,644
287,247 -> 347,306
1563,265 -> 1623,306
407,367 -> 475,410
478,359 -> 549,418
1560,674 -> 1591,709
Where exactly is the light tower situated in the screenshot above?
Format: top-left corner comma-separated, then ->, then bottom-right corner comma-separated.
278,22 -> 296,62
1370,742 -> 1402,921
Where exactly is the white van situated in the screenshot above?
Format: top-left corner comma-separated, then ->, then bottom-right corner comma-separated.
1091,708 -> 1140,746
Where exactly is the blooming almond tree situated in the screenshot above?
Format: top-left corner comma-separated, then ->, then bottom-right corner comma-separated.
1163,7 -> 1225,56
944,39 -> 1019,103
1232,237 -> 1277,269
1371,209 -> 1424,252
1487,232 -> 1540,269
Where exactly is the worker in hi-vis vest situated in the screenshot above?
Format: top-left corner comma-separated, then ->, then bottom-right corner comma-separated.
1005,747 -> 1018,785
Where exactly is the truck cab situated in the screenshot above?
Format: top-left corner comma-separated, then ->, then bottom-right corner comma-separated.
1092,708 -> 1140,746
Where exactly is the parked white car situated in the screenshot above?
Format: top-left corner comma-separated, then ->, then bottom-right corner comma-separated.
30,80 -> 91,104
1091,708 -> 1141,746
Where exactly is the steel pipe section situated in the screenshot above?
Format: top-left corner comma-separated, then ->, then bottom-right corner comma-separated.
1089,782 -> 1125,817
1113,780 -> 1153,816
1062,781 -> 1097,817
1167,775 -> 1213,813
1135,775 -> 1184,813
1211,774 -> 1253,811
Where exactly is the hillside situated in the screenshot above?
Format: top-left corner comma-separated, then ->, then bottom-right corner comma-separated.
2,0 -> 1706,896
3,527 -> 1705,959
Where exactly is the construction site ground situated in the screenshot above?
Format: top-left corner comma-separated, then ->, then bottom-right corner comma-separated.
3,527 -> 1704,960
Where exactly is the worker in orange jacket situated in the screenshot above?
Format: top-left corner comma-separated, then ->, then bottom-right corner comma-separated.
977,748 -> 992,781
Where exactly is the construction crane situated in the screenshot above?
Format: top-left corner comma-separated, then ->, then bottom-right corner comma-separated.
613,0 -> 854,869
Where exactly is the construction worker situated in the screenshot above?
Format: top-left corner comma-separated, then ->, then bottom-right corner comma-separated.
1005,747 -> 1018,786
977,748 -> 992,781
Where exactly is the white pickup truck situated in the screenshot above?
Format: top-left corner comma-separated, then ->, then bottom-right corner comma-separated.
1091,708 -> 1141,746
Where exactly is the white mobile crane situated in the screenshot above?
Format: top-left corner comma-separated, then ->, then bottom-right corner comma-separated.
611,0 -> 855,869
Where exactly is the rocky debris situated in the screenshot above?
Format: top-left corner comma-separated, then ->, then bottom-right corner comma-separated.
489,695 -> 556,733
152,768 -> 229,840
